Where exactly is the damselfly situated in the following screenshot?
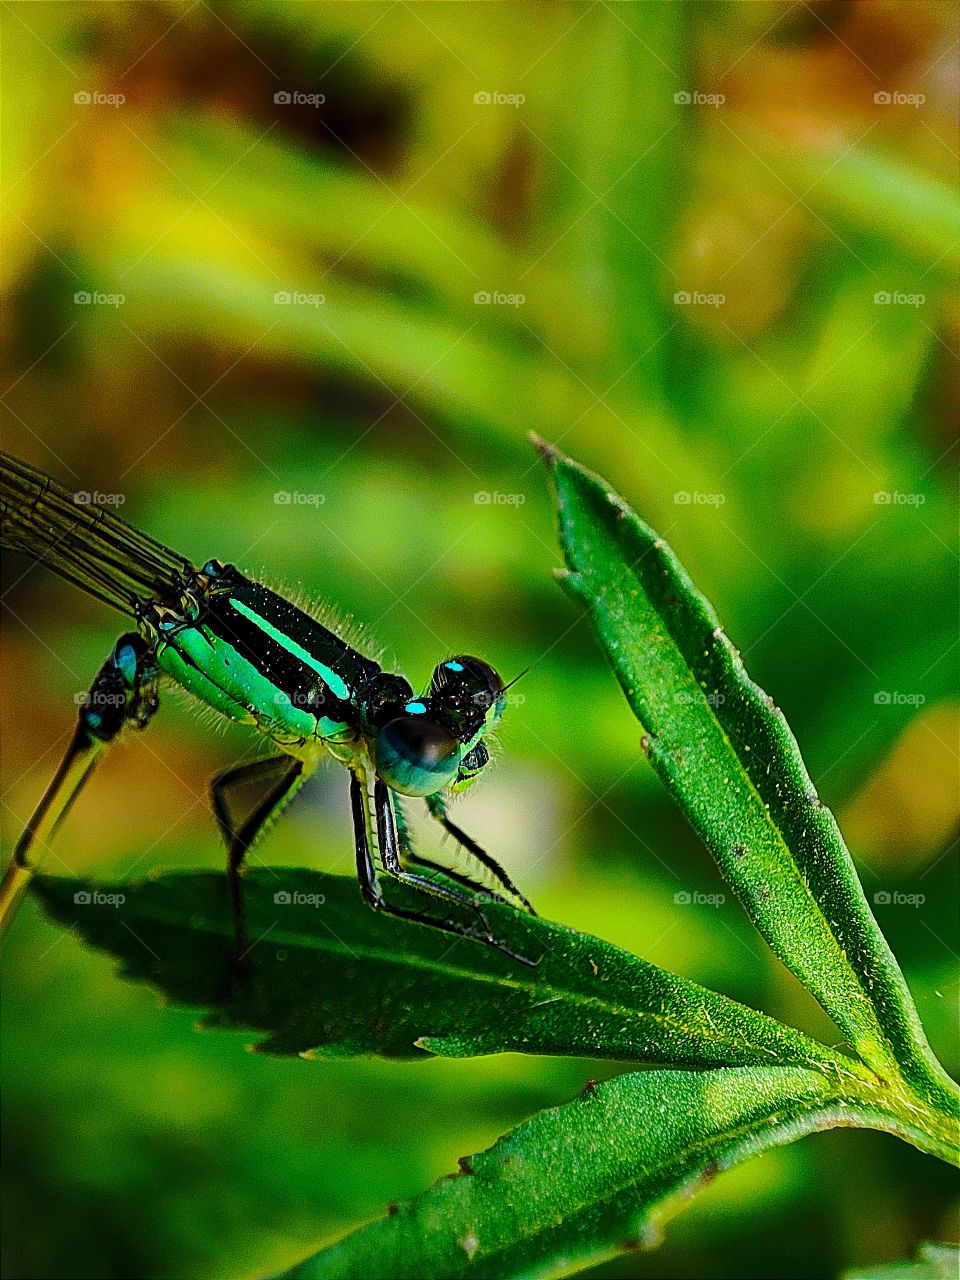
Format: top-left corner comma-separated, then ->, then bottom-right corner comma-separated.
0,452 -> 536,964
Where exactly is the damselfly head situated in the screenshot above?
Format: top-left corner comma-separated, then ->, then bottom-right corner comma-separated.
364,659 -> 508,798
357,674 -> 453,796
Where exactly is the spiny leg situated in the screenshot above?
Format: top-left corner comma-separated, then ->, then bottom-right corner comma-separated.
393,794 -> 520,911
373,779 -> 495,933
349,773 -> 520,959
425,792 -> 536,916
0,634 -> 159,932
362,777 -> 536,967
211,755 -> 305,965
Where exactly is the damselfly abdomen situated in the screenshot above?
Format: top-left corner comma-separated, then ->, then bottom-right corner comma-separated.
0,452 -> 536,964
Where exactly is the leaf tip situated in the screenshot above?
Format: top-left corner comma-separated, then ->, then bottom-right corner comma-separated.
529,431 -> 559,466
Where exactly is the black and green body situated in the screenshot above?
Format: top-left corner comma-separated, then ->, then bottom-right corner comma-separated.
0,451 -> 534,962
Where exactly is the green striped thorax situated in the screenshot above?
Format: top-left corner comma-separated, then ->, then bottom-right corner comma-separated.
138,559 -> 506,800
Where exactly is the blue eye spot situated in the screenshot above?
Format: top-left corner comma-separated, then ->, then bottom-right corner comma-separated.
444,661 -> 465,672
405,701 -> 427,714
115,643 -> 138,686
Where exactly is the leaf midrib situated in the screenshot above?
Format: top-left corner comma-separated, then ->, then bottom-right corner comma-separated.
381,1085 -> 851,1279
42,878 -> 851,1074
583,557 -> 895,1068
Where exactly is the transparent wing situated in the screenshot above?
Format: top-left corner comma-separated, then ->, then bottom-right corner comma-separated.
0,451 -> 196,616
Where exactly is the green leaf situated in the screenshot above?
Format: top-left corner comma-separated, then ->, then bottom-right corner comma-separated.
274,1065 -> 896,1280
537,437 -> 958,1120
32,869 -> 848,1074
843,1244 -> 960,1280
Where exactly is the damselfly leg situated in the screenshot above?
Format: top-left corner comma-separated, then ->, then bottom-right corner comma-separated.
347,774 -> 537,966
210,755 -> 307,965
425,793 -> 537,915
374,778 -> 497,929
394,796 -> 523,913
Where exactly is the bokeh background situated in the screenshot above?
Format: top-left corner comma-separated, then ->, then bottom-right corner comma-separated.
1,3 -> 957,1278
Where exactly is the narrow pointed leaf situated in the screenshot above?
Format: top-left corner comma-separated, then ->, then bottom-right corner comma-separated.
275,1065 -> 908,1280
32,870 -> 848,1074
539,438 -> 958,1119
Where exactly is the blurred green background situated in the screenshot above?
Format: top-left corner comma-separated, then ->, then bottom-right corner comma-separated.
1,3 -> 957,1278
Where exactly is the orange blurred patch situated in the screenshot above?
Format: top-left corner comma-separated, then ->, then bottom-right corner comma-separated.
840,699 -> 960,872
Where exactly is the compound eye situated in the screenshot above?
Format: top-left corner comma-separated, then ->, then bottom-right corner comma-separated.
431,655 -> 504,711
375,716 -> 460,797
